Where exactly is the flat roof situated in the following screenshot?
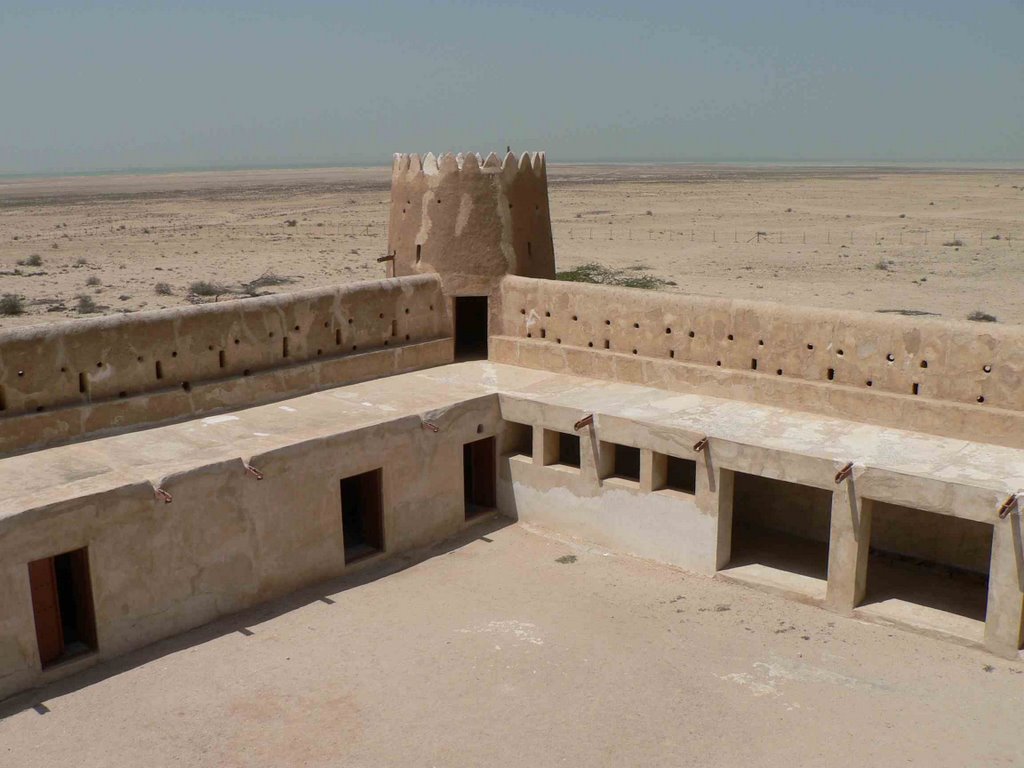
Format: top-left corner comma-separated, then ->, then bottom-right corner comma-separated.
3,361 -> 1022,523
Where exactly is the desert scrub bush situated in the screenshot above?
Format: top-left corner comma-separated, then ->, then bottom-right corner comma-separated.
943,239 -> 965,247
189,280 -> 229,297
154,282 -> 173,295
875,258 -> 891,271
556,262 -> 675,290
967,310 -> 997,323
85,275 -> 101,286
75,294 -> 99,314
0,294 -> 25,316
16,254 -> 42,267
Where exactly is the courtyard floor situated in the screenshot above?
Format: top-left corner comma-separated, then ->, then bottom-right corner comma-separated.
1,518 -> 1021,767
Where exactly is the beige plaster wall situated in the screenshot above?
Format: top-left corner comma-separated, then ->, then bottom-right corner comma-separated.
493,276 -> 1024,448
0,397 -> 512,701
0,276 -> 452,456
387,152 -> 555,296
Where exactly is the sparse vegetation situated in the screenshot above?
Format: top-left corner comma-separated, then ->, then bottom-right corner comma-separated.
17,254 -> 42,267
943,239 -> 965,247
967,310 -> 998,323
557,262 -> 675,290
284,219 -> 298,227
991,234 -> 1002,240
189,280 -> 230,297
85,276 -> 101,286
75,294 -> 99,314
154,282 -> 173,295
0,294 -> 25,316
74,257 -> 89,267
875,258 -> 891,271
241,271 -> 295,296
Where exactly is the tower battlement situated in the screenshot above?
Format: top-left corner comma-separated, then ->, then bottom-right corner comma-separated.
386,151 -> 555,296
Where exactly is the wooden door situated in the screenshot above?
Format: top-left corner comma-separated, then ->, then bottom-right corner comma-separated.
28,557 -> 63,666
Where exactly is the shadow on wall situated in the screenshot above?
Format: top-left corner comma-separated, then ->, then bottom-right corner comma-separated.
0,513 -> 513,720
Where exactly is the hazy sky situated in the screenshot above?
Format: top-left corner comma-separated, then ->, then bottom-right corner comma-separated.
1,1 -> 1021,174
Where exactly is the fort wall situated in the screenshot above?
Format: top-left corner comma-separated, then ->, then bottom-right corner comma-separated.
0,275 -> 452,456
492,275 -> 1024,448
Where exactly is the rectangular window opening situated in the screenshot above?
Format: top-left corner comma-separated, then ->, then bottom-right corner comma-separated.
503,422 -> 533,458
665,455 -> 696,494
340,469 -> 384,564
463,436 -> 497,519
454,295 -> 488,361
612,444 -> 641,482
728,472 -> 832,584
547,431 -> 580,469
862,502 -> 991,628
28,548 -> 97,668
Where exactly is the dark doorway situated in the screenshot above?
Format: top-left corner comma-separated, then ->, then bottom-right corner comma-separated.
28,548 -> 97,667
341,469 -> 384,563
464,436 -> 497,518
557,432 -> 581,468
454,296 -> 488,360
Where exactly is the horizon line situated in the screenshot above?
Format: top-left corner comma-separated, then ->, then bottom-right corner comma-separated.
3,156 -> 1024,181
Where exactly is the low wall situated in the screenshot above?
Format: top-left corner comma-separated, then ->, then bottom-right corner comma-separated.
0,276 -> 452,455
492,276 -> 1024,448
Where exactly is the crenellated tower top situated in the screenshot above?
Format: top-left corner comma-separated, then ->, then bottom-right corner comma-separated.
386,151 -> 555,296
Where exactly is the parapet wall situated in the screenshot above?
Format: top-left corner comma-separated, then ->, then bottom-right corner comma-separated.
492,276 -> 1024,448
387,152 -> 555,295
0,275 -> 452,456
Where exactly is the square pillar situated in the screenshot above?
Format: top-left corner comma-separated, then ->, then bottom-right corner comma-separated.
536,428 -> 559,466
826,483 -> 872,613
698,450 -> 734,572
641,450 -> 666,493
581,431 -> 612,482
984,514 -> 1024,658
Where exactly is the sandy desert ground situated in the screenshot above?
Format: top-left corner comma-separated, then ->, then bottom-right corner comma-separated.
0,163 -> 1022,330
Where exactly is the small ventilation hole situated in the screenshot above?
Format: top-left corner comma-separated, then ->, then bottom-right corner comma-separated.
218,350 -> 226,368
837,349 -> 844,357
0,386 -> 5,411
716,360 -> 722,367
632,348 -> 638,355
391,320 -> 397,337
282,337 -> 289,358
688,331 -> 695,338
751,359 -> 758,370
155,361 -> 164,380
604,340 -> 610,350
827,368 -> 835,381
866,380 -> 873,387
776,369 -> 783,376
920,360 -> 928,369
727,334 -> 733,341
886,353 -> 895,362
634,323 -> 640,329
335,329 -> 342,345
588,341 -> 594,348
182,381 -> 192,392
912,382 -> 920,395
527,241 -> 532,257
78,372 -> 88,395
416,244 -> 422,263
669,350 -> 675,359
983,364 -> 992,373
977,395 -> 986,403
540,329 -> 546,339
807,343 -> 814,351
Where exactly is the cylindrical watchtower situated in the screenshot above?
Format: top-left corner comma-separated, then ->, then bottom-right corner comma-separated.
386,151 -> 555,296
